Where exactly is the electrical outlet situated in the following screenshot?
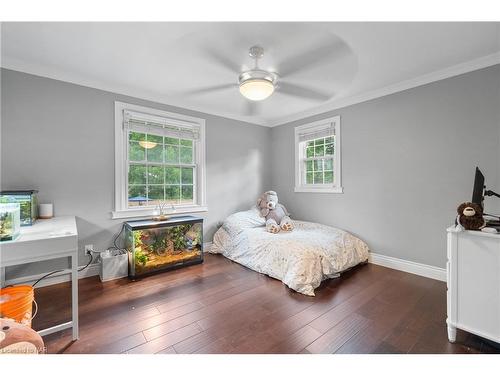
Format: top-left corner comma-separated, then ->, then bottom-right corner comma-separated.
84,244 -> 94,255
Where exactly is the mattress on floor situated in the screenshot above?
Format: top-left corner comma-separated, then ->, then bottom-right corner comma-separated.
209,209 -> 370,296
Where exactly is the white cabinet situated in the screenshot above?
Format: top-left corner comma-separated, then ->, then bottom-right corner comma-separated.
446,226 -> 500,344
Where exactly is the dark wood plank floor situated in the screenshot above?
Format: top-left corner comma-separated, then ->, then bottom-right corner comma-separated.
33,254 -> 500,354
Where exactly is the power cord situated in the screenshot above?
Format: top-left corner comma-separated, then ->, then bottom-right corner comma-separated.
31,252 -> 93,288
30,225 -> 126,288
110,224 -> 126,252
484,213 -> 500,219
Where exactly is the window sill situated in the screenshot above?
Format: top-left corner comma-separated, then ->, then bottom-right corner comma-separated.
294,186 -> 344,194
111,205 -> 208,220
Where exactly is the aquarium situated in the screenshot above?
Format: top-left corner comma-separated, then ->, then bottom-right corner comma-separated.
124,216 -> 203,278
0,199 -> 21,242
0,190 -> 38,226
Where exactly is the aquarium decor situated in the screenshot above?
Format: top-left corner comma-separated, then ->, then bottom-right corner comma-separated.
124,215 -> 203,278
0,190 -> 38,226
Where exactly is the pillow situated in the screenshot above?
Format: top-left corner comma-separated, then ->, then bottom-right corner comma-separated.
222,207 -> 265,236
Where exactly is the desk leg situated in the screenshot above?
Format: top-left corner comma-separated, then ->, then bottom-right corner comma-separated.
447,322 -> 457,343
0,266 -> 5,288
71,254 -> 79,340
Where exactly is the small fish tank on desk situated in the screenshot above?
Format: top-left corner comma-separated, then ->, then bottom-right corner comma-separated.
0,198 -> 21,242
0,190 -> 38,226
124,216 -> 203,278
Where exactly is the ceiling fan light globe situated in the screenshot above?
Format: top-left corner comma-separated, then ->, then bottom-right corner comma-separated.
239,79 -> 275,101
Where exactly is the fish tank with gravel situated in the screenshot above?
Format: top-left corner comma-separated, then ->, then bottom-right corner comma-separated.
0,198 -> 21,242
124,216 -> 203,278
0,190 -> 38,226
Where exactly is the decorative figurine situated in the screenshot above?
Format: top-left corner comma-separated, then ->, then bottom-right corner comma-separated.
152,201 -> 176,221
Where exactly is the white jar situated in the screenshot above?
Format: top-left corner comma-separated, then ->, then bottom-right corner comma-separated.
39,203 -> 53,219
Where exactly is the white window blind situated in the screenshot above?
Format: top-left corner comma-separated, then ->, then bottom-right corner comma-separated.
124,110 -> 201,140
297,122 -> 335,143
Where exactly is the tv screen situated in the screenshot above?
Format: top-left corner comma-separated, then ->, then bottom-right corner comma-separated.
472,167 -> 485,207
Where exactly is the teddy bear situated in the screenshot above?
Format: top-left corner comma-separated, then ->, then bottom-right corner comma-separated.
0,318 -> 45,354
455,202 -> 486,231
256,191 -> 294,234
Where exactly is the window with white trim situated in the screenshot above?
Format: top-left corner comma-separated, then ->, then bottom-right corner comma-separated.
294,116 -> 342,193
113,102 -> 206,219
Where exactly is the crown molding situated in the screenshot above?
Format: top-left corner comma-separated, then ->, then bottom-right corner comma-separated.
3,52 -> 499,128
266,52 -> 500,127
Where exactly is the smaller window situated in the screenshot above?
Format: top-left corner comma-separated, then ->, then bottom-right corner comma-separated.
294,116 -> 342,193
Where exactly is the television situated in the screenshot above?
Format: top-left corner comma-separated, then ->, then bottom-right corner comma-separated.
472,167 -> 485,207
472,167 -> 500,223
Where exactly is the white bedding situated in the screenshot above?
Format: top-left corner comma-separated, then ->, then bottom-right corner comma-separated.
209,209 -> 370,296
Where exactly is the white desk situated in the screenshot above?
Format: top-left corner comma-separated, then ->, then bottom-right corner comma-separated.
0,216 -> 79,340
446,226 -> 500,344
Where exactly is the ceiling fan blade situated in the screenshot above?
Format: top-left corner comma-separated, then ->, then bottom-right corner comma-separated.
243,100 -> 259,116
182,83 -> 236,96
203,47 -> 242,74
277,39 -> 350,77
278,82 -> 332,101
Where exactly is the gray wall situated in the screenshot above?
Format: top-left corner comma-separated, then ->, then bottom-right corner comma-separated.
1,69 -> 271,278
2,65 -> 499,279
271,65 -> 500,268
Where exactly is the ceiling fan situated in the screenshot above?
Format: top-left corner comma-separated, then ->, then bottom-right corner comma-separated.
238,46 -> 278,101
184,43 -> 343,115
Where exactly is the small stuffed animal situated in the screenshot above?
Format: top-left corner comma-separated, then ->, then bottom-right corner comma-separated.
256,191 -> 294,234
0,318 -> 45,354
456,202 -> 486,231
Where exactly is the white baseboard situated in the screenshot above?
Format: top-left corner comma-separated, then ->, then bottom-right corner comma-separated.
369,252 -> 446,282
5,263 -> 100,289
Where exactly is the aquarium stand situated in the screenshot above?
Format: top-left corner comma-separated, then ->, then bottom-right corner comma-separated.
124,215 -> 203,279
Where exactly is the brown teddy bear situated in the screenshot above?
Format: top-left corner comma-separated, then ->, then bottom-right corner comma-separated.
456,202 -> 486,231
0,318 -> 45,354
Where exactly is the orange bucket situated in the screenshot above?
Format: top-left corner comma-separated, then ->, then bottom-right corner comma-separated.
0,285 -> 37,327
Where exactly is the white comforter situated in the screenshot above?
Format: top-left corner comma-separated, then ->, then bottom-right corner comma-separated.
209,209 -> 370,296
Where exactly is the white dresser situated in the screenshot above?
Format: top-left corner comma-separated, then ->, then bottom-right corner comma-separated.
446,226 -> 500,344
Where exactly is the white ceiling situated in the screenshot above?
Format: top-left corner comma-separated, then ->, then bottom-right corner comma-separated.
2,22 -> 499,126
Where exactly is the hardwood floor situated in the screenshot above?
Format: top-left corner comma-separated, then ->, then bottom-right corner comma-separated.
33,254 -> 499,354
